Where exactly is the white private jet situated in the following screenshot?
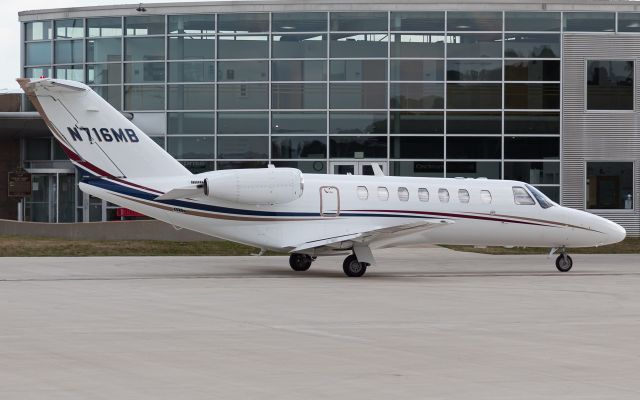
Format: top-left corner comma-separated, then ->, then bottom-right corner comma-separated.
19,78 -> 626,277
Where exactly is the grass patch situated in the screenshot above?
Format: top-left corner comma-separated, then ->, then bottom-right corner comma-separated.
441,238 -> 640,255
0,235 -> 283,257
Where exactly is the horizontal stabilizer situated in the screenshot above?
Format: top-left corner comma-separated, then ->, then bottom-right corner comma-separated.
155,185 -> 203,200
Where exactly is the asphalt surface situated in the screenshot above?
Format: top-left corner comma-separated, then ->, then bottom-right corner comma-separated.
1,247 -> 639,399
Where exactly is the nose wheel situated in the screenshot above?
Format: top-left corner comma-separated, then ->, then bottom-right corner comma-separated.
289,254 -> 313,271
555,253 -> 573,272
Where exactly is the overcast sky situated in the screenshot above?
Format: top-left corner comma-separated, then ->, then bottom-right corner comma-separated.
0,0 -> 205,91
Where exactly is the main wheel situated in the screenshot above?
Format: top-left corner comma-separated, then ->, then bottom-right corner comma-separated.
555,254 -> 573,272
289,253 -> 312,271
343,254 -> 368,277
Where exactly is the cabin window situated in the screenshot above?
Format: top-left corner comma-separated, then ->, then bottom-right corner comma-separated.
513,186 -> 535,205
480,190 -> 492,204
438,188 -> 450,203
357,186 -> 369,200
398,187 -> 409,201
418,188 -> 429,202
458,189 -> 470,203
378,186 -> 389,201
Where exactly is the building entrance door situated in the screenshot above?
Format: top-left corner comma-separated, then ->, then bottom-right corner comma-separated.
24,171 -> 76,223
330,161 -> 387,175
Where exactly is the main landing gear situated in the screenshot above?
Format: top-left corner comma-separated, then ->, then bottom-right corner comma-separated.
343,254 -> 369,277
289,253 -> 313,271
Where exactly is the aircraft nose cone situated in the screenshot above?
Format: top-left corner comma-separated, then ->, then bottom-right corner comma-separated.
609,221 -> 627,244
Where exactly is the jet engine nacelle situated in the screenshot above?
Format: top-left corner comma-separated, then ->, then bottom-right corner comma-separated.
202,168 -> 304,205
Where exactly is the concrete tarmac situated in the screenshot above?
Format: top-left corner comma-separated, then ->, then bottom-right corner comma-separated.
0,247 -> 639,399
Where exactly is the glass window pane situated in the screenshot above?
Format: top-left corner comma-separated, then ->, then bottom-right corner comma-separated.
87,64 -> 121,84
25,67 -> 52,79
447,161 -> 501,178
505,60 -> 560,81
181,161 -> 215,174
391,12 -> 444,31
25,42 -> 51,66
272,83 -> 327,109
390,111 -> 443,134
447,137 -> 501,159
564,12 -> 615,32
447,112 -> 501,134
504,112 -> 560,134
125,15 -> 165,35
458,189 -> 470,203
124,62 -> 164,83
168,14 -> 215,34
377,187 -> 389,201
55,19 -> 83,39
398,187 -> 410,201
217,83 -> 268,109
331,33 -> 388,58
391,136 -> 443,159
272,12 -> 327,32
91,85 -> 121,109
55,65 -> 83,82
87,17 -> 122,37
168,137 -> 215,159
169,61 -> 216,82
124,85 -> 164,110
168,112 -> 215,134
447,12 -> 502,31
447,33 -> 501,58
218,13 -> 269,33
329,136 -> 387,158
391,161 -> 444,177
87,38 -> 121,62
513,187 -> 535,205
447,83 -> 501,109
447,60 -> 501,81
25,138 -> 51,160
504,162 -> 559,184
505,12 -> 560,32
272,34 -> 327,58
218,112 -> 268,134
504,137 -> 559,159
330,12 -> 388,31
218,60 -> 267,81
390,34 -> 444,58
272,112 -> 327,134
330,112 -> 387,134
330,83 -> 387,109
330,60 -> 386,81
125,37 -> 164,61
438,188 -> 450,202
55,40 -> 83,64
26,21 -> 52,41
618,13 -> 640,33
169,36 -> 215,60
505,83 -> 560,110
218,35 -> 268,59
586,162 -> 634,209
390,83 -> 444,109
271,136 -> 327,158
217,136 -> 269,159
273,60 -> 327,81
587,61 -> 634,111
357,186 -> 369,200
168,84 -> 215,110
218,161 -> 269,170
390,60 -> 443,81
504,34 -> 560,58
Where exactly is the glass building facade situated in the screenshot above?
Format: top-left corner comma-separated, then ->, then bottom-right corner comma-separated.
16,3 -> 640,234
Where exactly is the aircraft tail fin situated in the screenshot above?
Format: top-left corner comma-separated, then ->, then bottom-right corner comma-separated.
18,78 -> 190,179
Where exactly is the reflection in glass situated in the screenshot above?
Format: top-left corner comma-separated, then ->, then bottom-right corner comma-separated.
564,12 -> 615,32
504,112 -> 560,134
447,60 -> 501,81
218,13 -> 269,33
390,12 -> 444,31
273,60 -> 327,81
330,112 -> 387,134
447,112 -> 501,134
272,112 -> 327,134
87,38 -> 121,62
271,136 -> 327,158
330,83 -> 387,109
447,33 -> 502,58
390,34 -> 444,58
218,35 -> 268,59
125,15 -> 165,35
55,19 -> 83,39
587,61 -> 634,110
504,162 -> 559,184
55,40 -> 83,64
390,60 -> 443,81
217,112 -> 268,134
272,161 -> 327,173
169,36 -> 215,60
505,12 -> 561,32
330,60 -> 386,81
586,162 -> 634,209
180,161 -> 216,174
391,161 -> 444,177
272,83 -> 327,109
55,66 -> 83,82
168,14 -> 215,34
168,112 -> 215,134
169,61 -> 216,82
91,86 -> 121,109
168,136 -> 215,159
390,112 -> 443,134
272,34 -> 327,58
505,83 -> 560,109
505,60 -> 560,81
26,21 -> 52,41
25,67 -> 52,79
25,42 -> 51,66
125,62 -> 164,83
218,60 -> 268,81
330,12 -> 388,31
446,162 -> 501,179
331,33 -> 388,58
504,34 -> 560,58
125,37 -> 164,61
447,12 -> 502,31
124,85 -> 164,110
504,137 -> 559,159
446,137 -> 501,159
390,83 -> 444,109
391,136 -> 443,159
87,17 -> 122,37
217,83 -> 268,109
447,83 -> 501,109
618,13 -> 640,33
217,161 -> 269,170
168,85 -> 215,110
217,136 -> 269,159
329,136 -> 387,158
87,64 -> 121,85
272,13 -> 327,32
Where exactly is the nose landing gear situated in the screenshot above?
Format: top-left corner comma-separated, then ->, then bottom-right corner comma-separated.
555,251 -> 573,272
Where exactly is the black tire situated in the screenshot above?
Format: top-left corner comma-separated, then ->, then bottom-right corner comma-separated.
343,254 -> 368,277
555,254 -> 573,272
289,254 -> 312,272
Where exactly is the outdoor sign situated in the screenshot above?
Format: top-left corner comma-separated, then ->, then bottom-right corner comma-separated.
8,168 -> 32,198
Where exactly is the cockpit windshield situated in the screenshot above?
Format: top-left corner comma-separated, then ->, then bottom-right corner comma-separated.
525,184 -> 556,209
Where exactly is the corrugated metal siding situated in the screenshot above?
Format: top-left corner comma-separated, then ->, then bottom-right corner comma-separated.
563,34 -> 640,237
